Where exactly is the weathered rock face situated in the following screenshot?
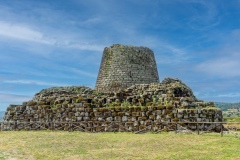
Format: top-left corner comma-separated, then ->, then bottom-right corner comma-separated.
1,78 -> 223,132
95,44 -> 159,92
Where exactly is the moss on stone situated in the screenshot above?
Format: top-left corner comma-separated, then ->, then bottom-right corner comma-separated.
27,101 -> 37,106
173,118 -> 179,122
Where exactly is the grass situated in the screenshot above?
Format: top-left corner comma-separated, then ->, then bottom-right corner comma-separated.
223,117 -> 240,131
224,117 -> 240,123
0,131 -> 239,160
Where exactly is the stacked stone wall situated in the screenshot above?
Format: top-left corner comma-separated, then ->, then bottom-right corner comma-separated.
1,78 -> 223,132
95,44 -> 159,92
1,105 -> 222,132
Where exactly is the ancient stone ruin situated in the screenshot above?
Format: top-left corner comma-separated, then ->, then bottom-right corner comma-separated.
95,44 -> 159,92
1,44 -> 223,132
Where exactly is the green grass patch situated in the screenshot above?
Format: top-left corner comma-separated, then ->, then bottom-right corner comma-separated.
0,131 -> 239,160
224,117 -> 240,122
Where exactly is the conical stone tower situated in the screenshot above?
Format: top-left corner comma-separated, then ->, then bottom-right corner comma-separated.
95,44 -> 160,92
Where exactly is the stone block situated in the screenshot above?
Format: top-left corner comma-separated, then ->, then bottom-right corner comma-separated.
77,117 -> 82,121
133,121 -> 139,126
197,118 -> 202,122
106,117 -> 113,122
200,114 -> 206,118
122,116 -> 128,122
131,117 -> 136,121
177,114 -> 183,118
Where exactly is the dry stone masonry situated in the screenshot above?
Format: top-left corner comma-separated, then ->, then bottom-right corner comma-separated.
95,44 -> 159,92
1,44 -> 223,132
1,78 -> 222,132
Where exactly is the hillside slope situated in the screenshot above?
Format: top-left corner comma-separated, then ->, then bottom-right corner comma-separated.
215,102 -> 240,111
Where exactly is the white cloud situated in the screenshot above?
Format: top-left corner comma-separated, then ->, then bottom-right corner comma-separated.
154,42 -> 189,64
0,21 -> 55,44
183,0 -> 220,30
67,43 -> 104,52
65,67 -> 97,78
0,93 -> 32,103
195,28 -> 240,77
3,80 -> 71,86
216,93 -> 240,98
195,26 -> 240,78
196,57 -> 240,77
71,17 -> 103,26
0,21 -> 106,52
0,4 -> 106,52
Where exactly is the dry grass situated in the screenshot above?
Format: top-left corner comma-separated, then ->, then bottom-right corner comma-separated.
0,131 -> 240,160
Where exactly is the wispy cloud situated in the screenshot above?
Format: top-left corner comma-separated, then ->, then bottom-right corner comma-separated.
216,93 -> 240,98
182,0 -> 221,30
66,43 -> 104,52
195,29 -> 240,77
66,67 -> 97,78
0,20 -> 105,52
0,93 -> 32,103
154,42 -> 190,64
194,90 -> 240,102
3,80 -> 71,86
196,57 -> 240,77
0,21 -> 54,44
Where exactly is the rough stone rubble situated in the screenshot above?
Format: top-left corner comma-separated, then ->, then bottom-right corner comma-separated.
1,78 -> 222,132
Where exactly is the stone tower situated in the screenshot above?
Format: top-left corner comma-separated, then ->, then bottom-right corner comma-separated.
95,44 -> 160,92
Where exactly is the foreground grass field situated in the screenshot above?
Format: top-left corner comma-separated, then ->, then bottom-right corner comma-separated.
0,131 -> 239,160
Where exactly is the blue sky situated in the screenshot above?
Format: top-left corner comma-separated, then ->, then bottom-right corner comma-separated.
1,0 -> 240,111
